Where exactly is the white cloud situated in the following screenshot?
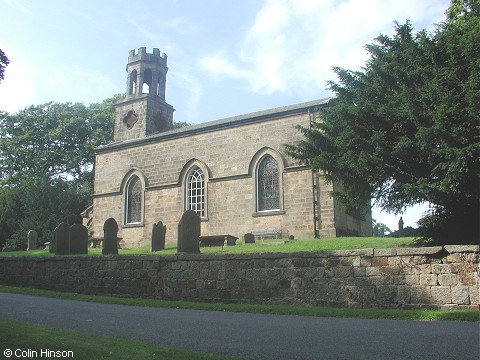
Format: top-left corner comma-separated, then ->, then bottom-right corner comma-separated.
199,0 -> 449,98
198,52 -> 251,81
169,63 -> 203,122
248,2 -> 290,37
2,0 -> 31,14
43,65 -> 119,105
0,56 -> 119,113
0,52 -> 36,112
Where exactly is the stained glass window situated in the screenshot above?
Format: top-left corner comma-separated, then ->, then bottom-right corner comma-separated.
126,176 -> 142,224
257,156 -> 280,211
187,167 -> 205,217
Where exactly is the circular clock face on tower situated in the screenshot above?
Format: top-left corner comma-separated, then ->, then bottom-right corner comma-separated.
123,110 -> 138,129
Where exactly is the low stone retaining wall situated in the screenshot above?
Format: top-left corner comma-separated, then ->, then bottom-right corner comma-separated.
0,246 -> 478,310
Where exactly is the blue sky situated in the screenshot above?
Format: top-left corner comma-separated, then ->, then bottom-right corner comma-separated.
0,0 -> 450,231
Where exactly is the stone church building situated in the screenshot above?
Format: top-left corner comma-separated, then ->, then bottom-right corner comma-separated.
91,47 -> 371,248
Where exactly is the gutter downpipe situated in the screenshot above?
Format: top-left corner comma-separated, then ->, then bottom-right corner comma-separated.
308,108 -> 320,238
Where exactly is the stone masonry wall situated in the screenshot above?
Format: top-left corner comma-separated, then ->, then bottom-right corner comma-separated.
0,246 -> 478,310
93,110 -> 347,247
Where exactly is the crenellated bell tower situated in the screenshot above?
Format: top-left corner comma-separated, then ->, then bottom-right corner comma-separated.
114,47 -> 175,142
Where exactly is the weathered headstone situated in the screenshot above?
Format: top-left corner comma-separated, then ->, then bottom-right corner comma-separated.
69,224 -> 88,255
27,230 -> 38,251
48,238 -> 55,253
152,221 -> 166,252
54,223 -> 70,255
244,233 -> 255,244
102,218 -> 118,255
177,210 -> 200,254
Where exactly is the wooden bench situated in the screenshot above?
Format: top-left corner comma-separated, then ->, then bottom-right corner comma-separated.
88,238 -> 123,248
251,227 -> 282,240
199,235 -> 238,247
89,239 -> 102,248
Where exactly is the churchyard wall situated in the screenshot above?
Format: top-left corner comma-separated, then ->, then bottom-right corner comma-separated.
0,245 -> 477,310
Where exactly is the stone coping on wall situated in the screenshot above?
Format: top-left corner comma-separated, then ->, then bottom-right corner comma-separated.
3,245 -> 478,262
0,245 -> 478,310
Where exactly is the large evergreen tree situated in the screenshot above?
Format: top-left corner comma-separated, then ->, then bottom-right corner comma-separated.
0,49 -> 9,82
287,2 -> 479,243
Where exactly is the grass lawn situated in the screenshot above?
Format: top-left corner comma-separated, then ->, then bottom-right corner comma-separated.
1,285 -> 478,322
0,236 -> 417,257
0,318 -> 242,360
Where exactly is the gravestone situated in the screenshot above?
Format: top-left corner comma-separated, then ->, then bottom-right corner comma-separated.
102,218 -> 118,255
27,230 -> 38,251
69,224 -> 88,255
177,210 -> 200,254
152,221 -> 166,252
54,223 -> 70,255
244,233 -> 255,244
48,237 -> 56,253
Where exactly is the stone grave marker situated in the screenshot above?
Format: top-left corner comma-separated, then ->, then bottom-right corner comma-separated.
244,233 -> 255,244
48,238 -> 55,253
177,210 -> 200,254
27,230 -> 38,251
102,218 -> 118,255
54,223 -> 70,255
152,221 -> 166,252
69,224 -> 88,255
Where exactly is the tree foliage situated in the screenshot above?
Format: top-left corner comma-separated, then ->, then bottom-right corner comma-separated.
172,121 -> 193,129
0,49 -> 9,82
0,176 -> 90,250
0,93 -> 197,249
287,4 -> 479,243
0,96 -> 119,185
0,96 -> 118,249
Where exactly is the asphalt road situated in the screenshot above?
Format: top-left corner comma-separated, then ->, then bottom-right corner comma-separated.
0,293 -> 478,360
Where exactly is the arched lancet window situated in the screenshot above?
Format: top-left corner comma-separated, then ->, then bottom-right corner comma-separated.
125,176 -> 142,224
257,155 -> 280,211
186,167 -> 205,217
129,70 -> 137,95
142,68 -> 152,94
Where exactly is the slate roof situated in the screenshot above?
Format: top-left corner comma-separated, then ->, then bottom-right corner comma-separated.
96,97 -> 332,152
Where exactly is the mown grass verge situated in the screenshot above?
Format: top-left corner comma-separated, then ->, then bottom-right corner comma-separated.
1,285 -> 478,322
0,318 -> 242,360
0,237 -> 417,257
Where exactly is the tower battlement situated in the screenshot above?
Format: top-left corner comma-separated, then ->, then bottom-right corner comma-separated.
128,47 -> 167,65
116,47 -> 174,142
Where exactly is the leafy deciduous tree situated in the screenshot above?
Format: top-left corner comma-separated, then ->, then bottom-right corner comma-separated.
0,93 -> 196,249
0,96 -> 118,249
0,96 -> 119,184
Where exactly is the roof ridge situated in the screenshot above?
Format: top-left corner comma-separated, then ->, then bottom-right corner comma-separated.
97,97 -> 332,152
